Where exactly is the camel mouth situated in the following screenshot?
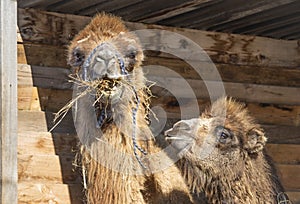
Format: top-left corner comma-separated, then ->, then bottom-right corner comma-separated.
94,77 -> 123,102
165,130 -> 195,156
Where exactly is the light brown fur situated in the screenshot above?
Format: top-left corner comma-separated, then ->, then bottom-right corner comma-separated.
68,13 -> 193,204
166,97 -> 287,203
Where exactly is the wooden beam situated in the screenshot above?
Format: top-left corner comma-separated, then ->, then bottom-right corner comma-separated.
137,0 -> 215,23
17,41 -> 300,87
17,0 -> 62,9
0,0 -> 18,203
277,164 -> 300,190
266,144 -> 300,165
209,1 -> 299,31
17,8 -> 300,68
194,0 -> 298,29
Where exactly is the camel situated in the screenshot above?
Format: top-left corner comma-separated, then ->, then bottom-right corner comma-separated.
67,13 -> 194,204
165,97 -> 290,204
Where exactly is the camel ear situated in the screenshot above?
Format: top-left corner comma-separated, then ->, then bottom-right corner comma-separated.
244,128 -> 267,154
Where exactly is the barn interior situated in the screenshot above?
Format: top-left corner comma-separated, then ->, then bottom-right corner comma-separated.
2,0 -> 300,203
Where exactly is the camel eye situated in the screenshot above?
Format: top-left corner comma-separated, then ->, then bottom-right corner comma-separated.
220,132 -> 229,141
72,48 -> 85,66
215,126 -> 232,144
127,51 -> 136,59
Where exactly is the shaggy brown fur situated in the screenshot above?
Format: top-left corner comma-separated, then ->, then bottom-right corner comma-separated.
165,97 -> 288,204
68,13 -> 193,204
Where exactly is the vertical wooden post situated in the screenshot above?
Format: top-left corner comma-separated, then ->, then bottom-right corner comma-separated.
0,0 -> 18,203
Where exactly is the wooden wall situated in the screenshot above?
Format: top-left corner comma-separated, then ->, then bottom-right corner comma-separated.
17,9 -> 300,203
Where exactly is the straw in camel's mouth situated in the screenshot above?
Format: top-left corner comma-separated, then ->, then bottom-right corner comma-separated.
94,78 -> 123,102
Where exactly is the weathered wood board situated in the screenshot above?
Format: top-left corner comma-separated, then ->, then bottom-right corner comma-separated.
18,182 -> 83,204
1,1 -> 18,203
17,9 -> 300,68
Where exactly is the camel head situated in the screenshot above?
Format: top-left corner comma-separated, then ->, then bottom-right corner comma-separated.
68,13 -> 145,103
165,97 -> 267,171
68,13 -> 148,129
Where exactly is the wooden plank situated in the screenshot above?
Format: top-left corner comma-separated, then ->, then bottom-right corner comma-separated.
18,110 -> 48,132
46,0 -> 106,13
18,110 -> 76,134
18,87 -> 300,127
242,14 -> 300,35
16,155 -> 300,191
16,46 -> 300,87
16,64 -> 300,106
63,0 -> 145,16
209,1 -> 300,31
16,48 -> 300,87
138,0 -> 215,23
18,182 -> 83,204
18,131 -> 78,156
263,125 -> 300,144
18,86 -> 34,110
277,164 -> 300,190
247,103 -> 300,126
18,64 -> 72,89
148,76 -> 300,105
17,43 -> 68,68
0,0 -> 18,203
18,86 -> 41,111
286,191 -> 300,204
17,9 -> 90,46
18,154 -> 81,184
17,0 -> 63,8
17,8 -> 300,68
193,0 -> 298,29
266,144 -> 300,165
143,56 -> 300,87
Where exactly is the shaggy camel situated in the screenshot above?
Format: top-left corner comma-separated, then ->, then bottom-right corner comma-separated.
165,97 -> 289,204
67,13 -> 194,204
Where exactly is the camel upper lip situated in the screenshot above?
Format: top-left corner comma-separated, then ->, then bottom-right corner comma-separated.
164,128 -> 196,141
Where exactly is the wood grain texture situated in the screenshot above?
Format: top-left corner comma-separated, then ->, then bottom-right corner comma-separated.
18,182 -> 83,204
17,42 -> 300,87
18,131 -> 77,156
0,1 -> 18,203
17,8 -> 300,67
18,154 -> 81,184
18,64 -> 72,89
277,164 -> 300,190
16,64 -> 300,106
143,56 -> 300,87
18,110 -> 75,134
266,144 -> 300,165
18,88 -> 300,127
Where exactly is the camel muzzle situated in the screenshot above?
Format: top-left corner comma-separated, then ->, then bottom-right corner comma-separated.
82,42 -> 128,81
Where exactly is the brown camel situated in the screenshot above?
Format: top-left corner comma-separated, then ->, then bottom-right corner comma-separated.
67,13 -> 194,204
165,97 -> 290,204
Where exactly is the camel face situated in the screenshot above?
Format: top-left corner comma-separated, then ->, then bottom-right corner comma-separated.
165,97 -> 267,171
68,14 -> 144,104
